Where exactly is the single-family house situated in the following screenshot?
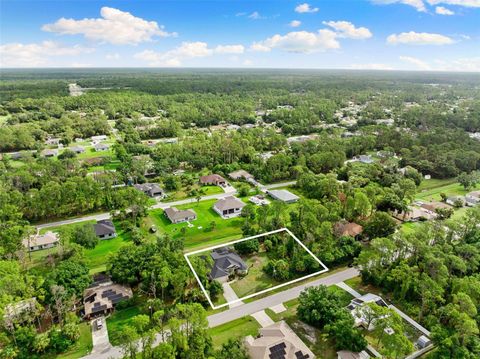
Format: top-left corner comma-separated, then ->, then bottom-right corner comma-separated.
94,219 -> 117,240
465,191 -> 480,207
94,143 -> 110,152
357,155 -> 374,164
334,221 -> 363,238
267,189 -> 300,204
420,201 -> 451,212
416,335 -> 432,349
69,145 -> 85,154
209,247 -> 248,282
91,135 -> 108,142
22,231 -> 60,252
245,321 -> 315,359
134,183 -> 165,198
200,174 -> 227,186
45,137 -> 61,146
347,293 -> 389,330
164,207 -> 197,224
392,207 -> 435,222
41,148 -> 58,158
229,170 -> 254,181
337,351 -> 371,359
213,196 -> 246,218
446,196 -> 466,207
83,277 -> 132,319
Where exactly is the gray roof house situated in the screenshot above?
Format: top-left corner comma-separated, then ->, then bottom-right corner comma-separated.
267,189 -> 300,204
94,220 -> 117,240
213,196 -> 246,218
94,143 -> 110,152
209,248 -> 248,282
465,191 -> 480,207
164,207 -> 197,224
69,145 -> 85,154
134,183 -> 165,198
41,148 -> 58,157
357,155 -> 374,164
22,231 -> 59,252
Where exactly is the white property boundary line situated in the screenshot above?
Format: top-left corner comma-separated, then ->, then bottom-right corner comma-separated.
184,228 -> 329,309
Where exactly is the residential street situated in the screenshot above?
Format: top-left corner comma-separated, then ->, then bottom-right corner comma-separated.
81,267 -> 358,359
35,180 -> 297,229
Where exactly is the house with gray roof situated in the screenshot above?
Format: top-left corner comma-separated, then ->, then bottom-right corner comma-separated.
466,191 -> 480,207
213,196 -> 246,218
134,183 -> 165,198
69,145 -> 85,154
41,148 -> 58,158
209,247 -> 248,283
94,143 -> 110,152
94,219 -> 117,240
22,232 -> 59,252
164,207 -> 197,224
267,189 -> 299,204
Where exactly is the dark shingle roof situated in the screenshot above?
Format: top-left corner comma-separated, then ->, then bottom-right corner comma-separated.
210,248 -> 247,279
94,219 -> 116,236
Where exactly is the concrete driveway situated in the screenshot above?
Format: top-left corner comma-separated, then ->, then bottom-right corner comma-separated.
91,317 -> 111,354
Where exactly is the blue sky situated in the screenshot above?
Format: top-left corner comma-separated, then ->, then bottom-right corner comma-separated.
1,0 -> 479,70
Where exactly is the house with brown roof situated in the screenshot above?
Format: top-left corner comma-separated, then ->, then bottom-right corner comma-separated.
229,170 -> 254,181
245,321 -> 315,359
392,207 -> 436,222
213,196 -> 246,218
83,278 -> 132,319
334,221 -> 363,238
23,231 -> 59,252
200,174 -> 226,186
420,201 -> 451,212
164,207 -> 197,224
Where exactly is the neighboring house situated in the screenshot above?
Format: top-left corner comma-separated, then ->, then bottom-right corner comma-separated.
3,298 -> 38,323
416,335 -> 432,349
91,135 -> 108,142
200,174 -> 227,186
347,293 -> 389,330
420,201 -> 451,212
83,277 -> 132,319
334,221 -> 363,238
134,183 -> 165,198
164,207 -> 197,224
337,350 -> 371,359
229,170 -> 254,181
69,145 -> 85,154
465,191 -> 480,207
267,189 -> 300,204
44,137 -> 61,146
41,149 -> 58,158
213,196 -> 246,218
23,231 -> 59,252
249,194 -> 270,206
446,196 -> 465,207
392,207 -> 435,222
209,247 -> 248,283
94,143 -> 110,152
357,155 -> 374,164
94,219 -> 117,239
245,320 -> 315,359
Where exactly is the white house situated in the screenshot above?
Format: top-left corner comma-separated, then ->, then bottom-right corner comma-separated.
213,196 -> 246,218
23,232 -> 59,252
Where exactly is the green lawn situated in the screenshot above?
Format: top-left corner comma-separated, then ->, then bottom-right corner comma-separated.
417,178 -> 457,191
416,181 -> 478,202
106,306 -> 142,346
208,316 -> 260,349
56,322 -> 92,359
147,199 -> 244,250
230,252 -> 279,298
162,185 -> 223,202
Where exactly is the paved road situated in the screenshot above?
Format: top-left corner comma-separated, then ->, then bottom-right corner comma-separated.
35,180 -> 297,229
208,267 -> 358,327
82,267 -> 358,359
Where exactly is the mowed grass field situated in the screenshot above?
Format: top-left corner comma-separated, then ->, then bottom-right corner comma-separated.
147,199 -> 244,250
208,316 -> 261,349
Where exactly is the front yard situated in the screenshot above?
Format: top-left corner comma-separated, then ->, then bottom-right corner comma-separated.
208,316 -> 261,349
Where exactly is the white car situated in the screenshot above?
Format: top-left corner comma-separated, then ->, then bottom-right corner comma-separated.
96,318 -> 103,330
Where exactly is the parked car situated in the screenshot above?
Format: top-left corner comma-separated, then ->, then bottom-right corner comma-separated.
96,318 -> 103,330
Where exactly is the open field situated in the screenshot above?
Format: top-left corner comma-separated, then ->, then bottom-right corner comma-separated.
208,316 -> 260,349
162,185 -> 224,202
416,181 -> 479,202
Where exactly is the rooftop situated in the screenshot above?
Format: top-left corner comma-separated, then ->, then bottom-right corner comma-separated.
214,196 -> 246,211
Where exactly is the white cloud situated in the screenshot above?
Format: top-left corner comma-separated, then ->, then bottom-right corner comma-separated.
0,41 -> 94,67
399,55 -> 432,69
248,11 -> 264,20
434,57 -> 480,71
289,20 -> 302,27
106,53 -> 120,60
350,63 -> 395,70
435,5 -> 455,14
427,0 -> 480,8
70,62 -> 92,68
295,3 -> 319,13
372,0 -> 427,12
387,31 -> 454,45
251,30 -> 340,54
243,59 -> 253,66
323,21 -> 373,39
42,7 -> 175,45
134,42 -> 245,66
214,45 -> 245,54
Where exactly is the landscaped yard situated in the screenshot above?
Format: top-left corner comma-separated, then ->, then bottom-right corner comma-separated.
56,322 -> 92,359
147,199 -> 244,250
230,252 -> 279,298
106,305 -> 142,346
416,180 -> 479,202
208,316 -> 260,349
162,185 -> 224,202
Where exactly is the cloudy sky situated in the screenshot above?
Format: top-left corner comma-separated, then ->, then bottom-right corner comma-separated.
1,0 -> 479,71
